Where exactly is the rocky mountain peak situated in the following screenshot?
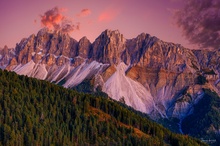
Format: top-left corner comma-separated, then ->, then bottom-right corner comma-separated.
96,29 -> 125,44
103,29 -> 121,36
79,36 -> 89,41
37,27 -> 70,36
0,45 -> 15,69
92,29 -> 126,64
2,45 -> 8,50
78,36 -> 92,58
15,28 -> 79,65
121,33 -> 160,65
1,45 -> 9,54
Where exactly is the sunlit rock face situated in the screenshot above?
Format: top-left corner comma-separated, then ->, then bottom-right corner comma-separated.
92,29 -> 126,64
1,28 -> 219,119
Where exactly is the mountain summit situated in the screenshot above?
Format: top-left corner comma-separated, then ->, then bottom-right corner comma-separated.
1,28 -> 220,120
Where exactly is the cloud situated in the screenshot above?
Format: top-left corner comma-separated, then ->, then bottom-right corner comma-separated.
40,7 -> 80,33
77,9 -> 91,17
175,0 -> 220,49
98,9 -> 118,22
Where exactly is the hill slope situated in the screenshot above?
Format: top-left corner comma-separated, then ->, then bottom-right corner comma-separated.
0,69 -> 206,146
182,89 -> 220,144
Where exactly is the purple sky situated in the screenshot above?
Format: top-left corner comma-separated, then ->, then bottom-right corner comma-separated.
0,0 -> 196,49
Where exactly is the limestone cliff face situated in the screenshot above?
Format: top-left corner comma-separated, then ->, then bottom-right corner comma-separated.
78,36 -> 92,59
92,29 -> 126,64
7,28 -> 78,68
122,33 -> 199,72
193,49 -> 220,94
17,34 -> 35,64
0,45 -> 15,69
121,33 -> 203,117
193,49 -> 220,69
1,28 -> 219,119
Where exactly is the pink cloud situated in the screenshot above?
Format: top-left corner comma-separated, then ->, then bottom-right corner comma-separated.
78,9 -> 91,17
40,7 -> 63,29
40,7 -> 80,33
98,9 -> 119,22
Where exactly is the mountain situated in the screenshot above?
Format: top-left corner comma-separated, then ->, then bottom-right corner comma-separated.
1,28 -> 220,141
0,69 -> 207,145
0,45 -> 15,69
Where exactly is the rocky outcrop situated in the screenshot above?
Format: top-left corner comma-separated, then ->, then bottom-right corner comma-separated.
78,36 -> 92,58
193,49 -> 220,69
92,29 -> 125,64
0,45 -> 15,69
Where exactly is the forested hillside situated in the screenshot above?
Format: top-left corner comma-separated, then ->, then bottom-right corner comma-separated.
182,89 -> 220,144
0,69 -> 206,146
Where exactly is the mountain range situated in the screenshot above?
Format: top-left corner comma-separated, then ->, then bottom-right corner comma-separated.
1,28 -> 220,141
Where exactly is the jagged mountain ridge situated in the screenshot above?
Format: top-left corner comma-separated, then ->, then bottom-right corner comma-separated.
1,28 -> 220,119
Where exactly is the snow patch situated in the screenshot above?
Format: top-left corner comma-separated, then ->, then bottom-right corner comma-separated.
31,52 -> 36,56
37,52 -> 43,55
9,50 -> 16,55
53,54 -> 59,58
75,56 -> 85,60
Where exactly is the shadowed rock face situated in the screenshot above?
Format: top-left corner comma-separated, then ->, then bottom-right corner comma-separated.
1,28 -> 219,119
